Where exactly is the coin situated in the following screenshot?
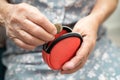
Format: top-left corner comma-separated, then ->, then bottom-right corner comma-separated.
54,24 -> 63,34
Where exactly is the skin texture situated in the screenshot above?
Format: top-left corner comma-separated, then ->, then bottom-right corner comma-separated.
0,2 -> 57,50
61,0 -> 118,74
0,0 -> 118,74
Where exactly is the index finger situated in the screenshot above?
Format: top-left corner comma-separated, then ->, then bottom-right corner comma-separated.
26,12 -> 57,35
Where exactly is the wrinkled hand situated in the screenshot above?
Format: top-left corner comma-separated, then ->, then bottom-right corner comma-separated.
3,3 -> 57,50
61,15 -> 99,74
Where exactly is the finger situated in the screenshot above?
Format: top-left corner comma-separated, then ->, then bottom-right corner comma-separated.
26,12 -> 57,35
19,19 -> 55,42
62,56 -> 83,70
12,38 -> 35,50
11,23 -> 46,46
7,26 -> 16,39
61,58 -> 87,74
7,25 -> 37,50
15,29 -> 46,46
62,37 -> 92,70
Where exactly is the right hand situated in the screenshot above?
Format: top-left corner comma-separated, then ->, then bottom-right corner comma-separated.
2,3 -> 57,50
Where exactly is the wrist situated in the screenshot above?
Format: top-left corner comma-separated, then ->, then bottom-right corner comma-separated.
0,1 -> 13,25
86,14 -> 100,32
88,13 -> 101,26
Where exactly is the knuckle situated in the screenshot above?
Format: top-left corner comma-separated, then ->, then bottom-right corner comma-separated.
27,36 -> 34,41
16,3 -> 26,11
7,31 -> 16,38
17,3 -> 28,8
18,32 -> 35,44
27,37 -> 36,45
11,15 -> 19,22
38,16 -> 44,23
15,3 -> 28,14
32,27 -> 40,33
50,26 -> 56,33
7,26 -> 14,33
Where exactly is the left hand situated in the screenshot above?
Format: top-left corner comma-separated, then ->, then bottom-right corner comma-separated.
61,15 -> 99,74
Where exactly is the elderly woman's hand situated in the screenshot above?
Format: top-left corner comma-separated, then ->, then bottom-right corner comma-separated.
61,15 -> 99,74
2,3 -> 57,50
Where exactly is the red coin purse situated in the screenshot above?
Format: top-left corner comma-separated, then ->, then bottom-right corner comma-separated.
42,26 -> 83,70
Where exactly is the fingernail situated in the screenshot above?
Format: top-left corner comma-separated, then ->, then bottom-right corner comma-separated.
52,29 -> 57,35
51,35 -> 55,40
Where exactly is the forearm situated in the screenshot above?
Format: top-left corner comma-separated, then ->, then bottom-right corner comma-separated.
0,0 -> 10,25
90,0 -> 118,25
